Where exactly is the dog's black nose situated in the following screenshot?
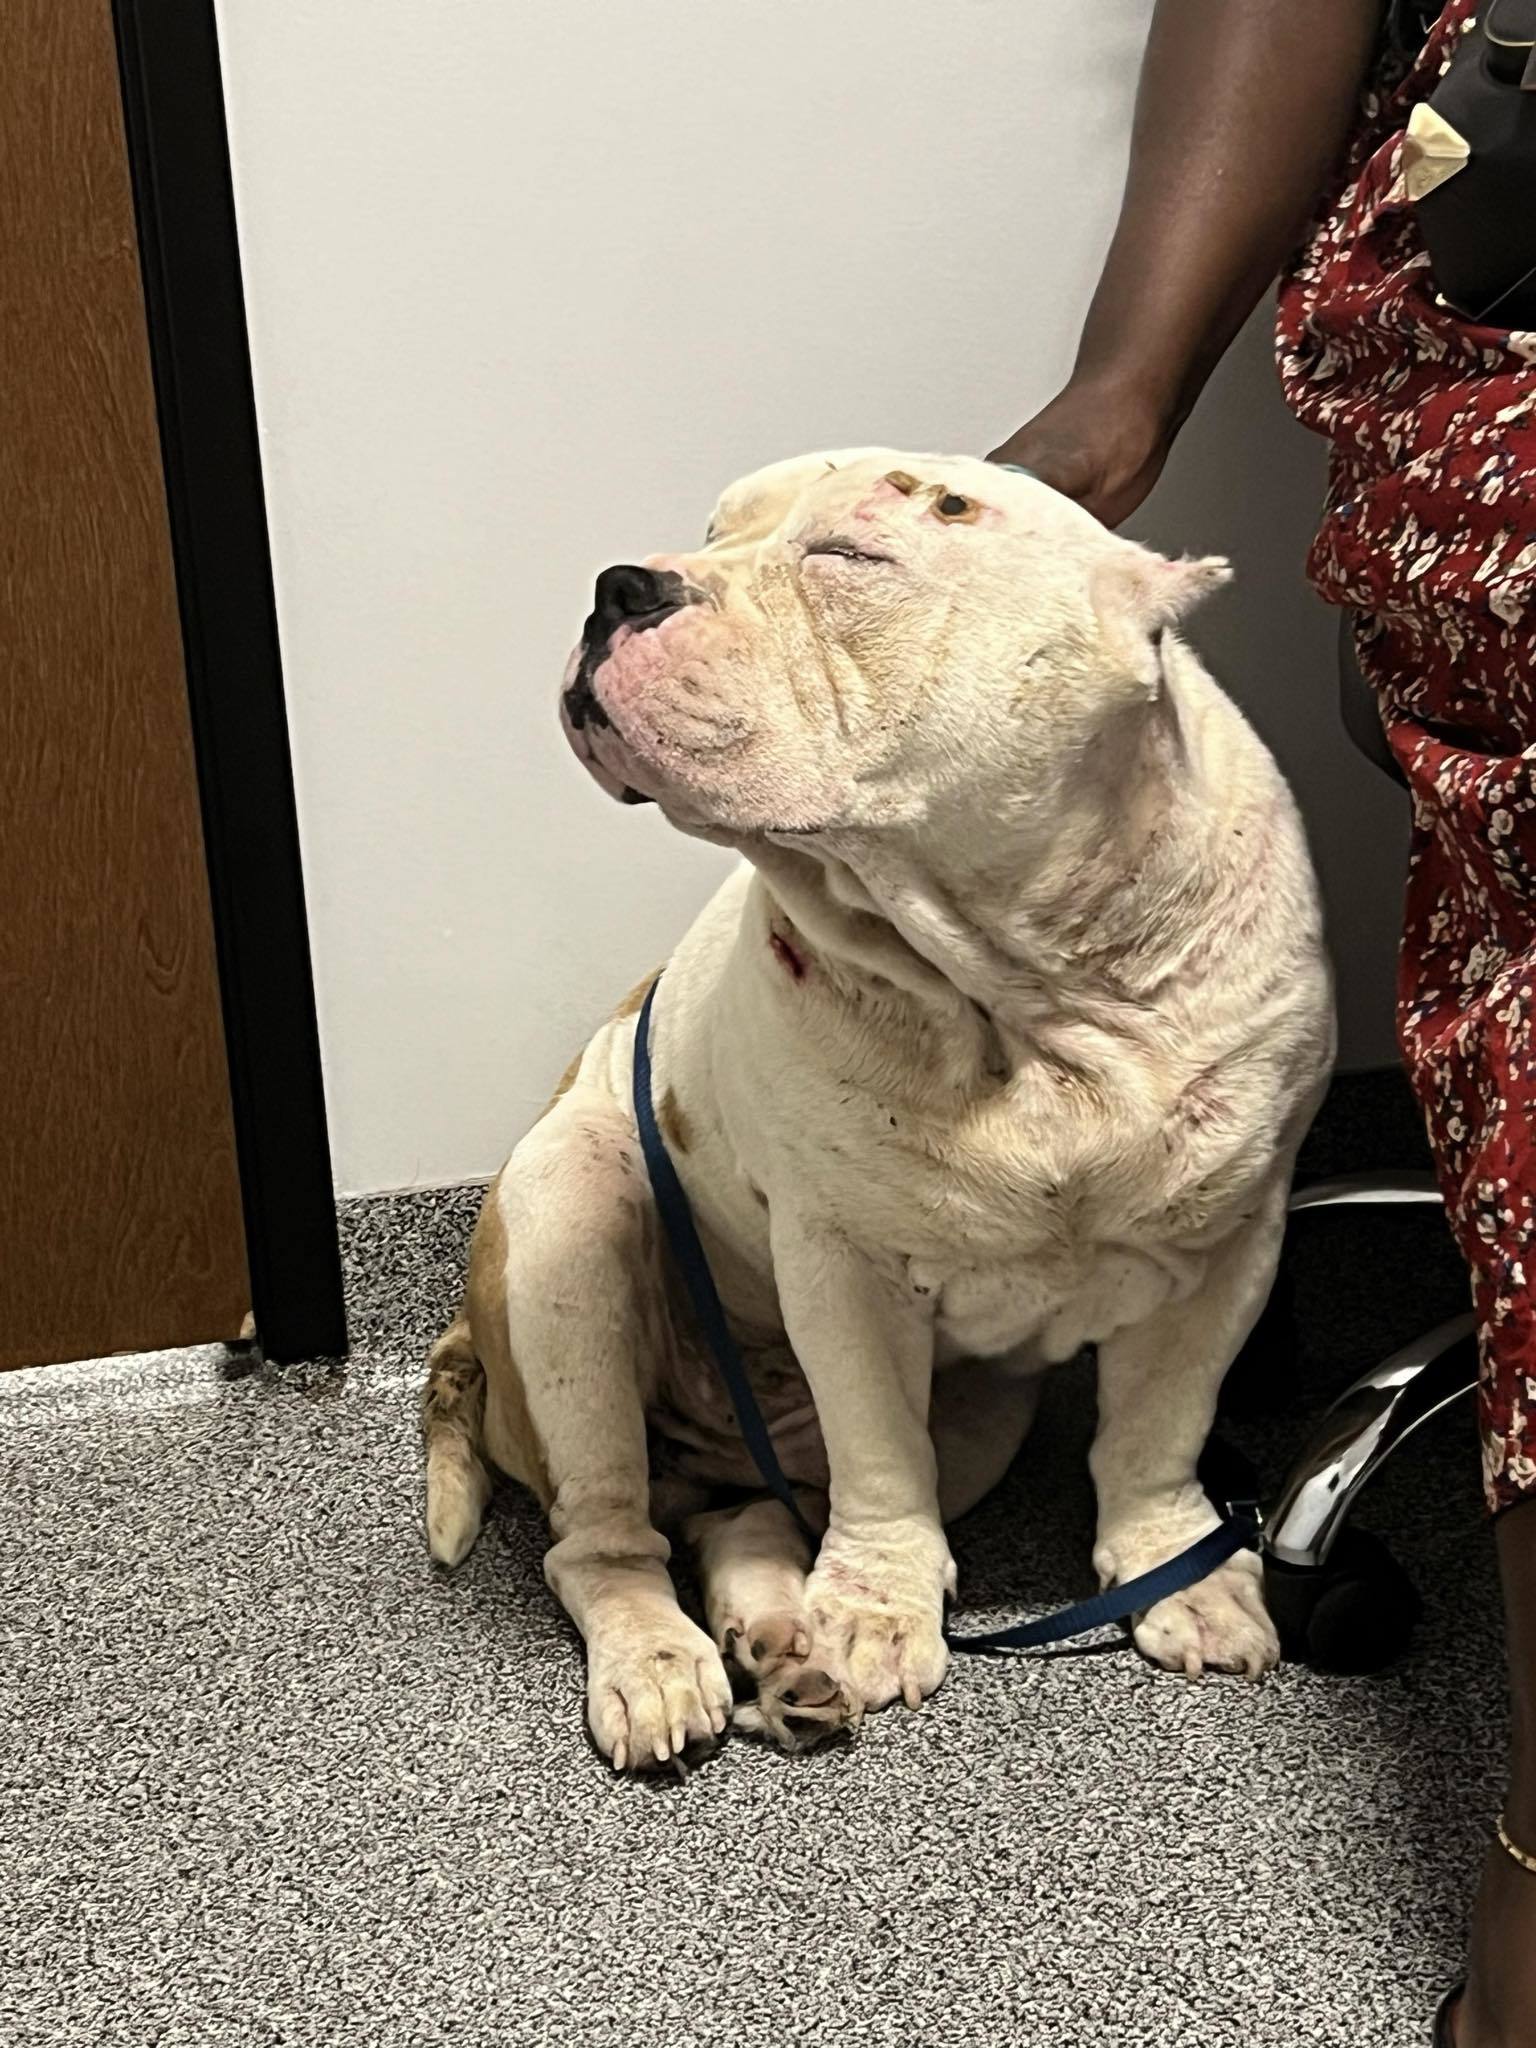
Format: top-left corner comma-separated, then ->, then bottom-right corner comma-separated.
567,564 -> 691,739
595,564 -> 673,621
583,564 -> 687,651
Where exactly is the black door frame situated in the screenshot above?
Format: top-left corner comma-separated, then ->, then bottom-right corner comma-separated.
111,0 -> 347,1362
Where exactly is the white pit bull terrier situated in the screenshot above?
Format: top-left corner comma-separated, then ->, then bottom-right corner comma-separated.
423,449 -> 1334,1768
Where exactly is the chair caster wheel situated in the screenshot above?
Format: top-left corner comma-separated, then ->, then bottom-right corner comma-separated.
1264,1528 -> 1422,1674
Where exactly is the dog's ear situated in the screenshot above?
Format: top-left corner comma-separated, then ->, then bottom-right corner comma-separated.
1089,545 -> 1232,694
1091,544 -> 1232,632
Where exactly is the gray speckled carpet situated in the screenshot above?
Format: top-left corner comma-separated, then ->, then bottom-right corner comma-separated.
1,1079 -> 1508,2047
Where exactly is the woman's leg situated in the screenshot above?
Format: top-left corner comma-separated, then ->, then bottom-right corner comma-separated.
1373,670 -> 1536,2043
1456,1500 -> 1536,2048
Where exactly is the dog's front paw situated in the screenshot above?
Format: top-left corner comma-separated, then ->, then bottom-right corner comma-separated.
802,1521 -> 954,1716
587,1612 -> 733,1771
1132,1548 -> 1278,1680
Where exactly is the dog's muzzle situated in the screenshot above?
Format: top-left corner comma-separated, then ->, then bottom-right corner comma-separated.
562,565 -> 693,735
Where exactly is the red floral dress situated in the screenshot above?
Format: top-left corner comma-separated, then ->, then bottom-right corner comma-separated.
1277,0 -> 1536,1509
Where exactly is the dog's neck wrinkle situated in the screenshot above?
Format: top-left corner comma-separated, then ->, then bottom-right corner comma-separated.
866,706 -> 1201,1010
744,841 -> 964,1009
747,663 -> 1242,1053
940,687 -> 1203,990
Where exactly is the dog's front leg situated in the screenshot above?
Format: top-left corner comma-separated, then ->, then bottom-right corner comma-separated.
771,1218 -> 952,1719
1090,1187 -> 1288,1680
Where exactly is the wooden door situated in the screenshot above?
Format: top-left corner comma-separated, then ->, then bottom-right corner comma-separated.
0,0 -> 251,1368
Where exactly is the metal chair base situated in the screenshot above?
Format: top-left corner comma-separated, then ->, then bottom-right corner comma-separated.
1245,1172 -> 1479,1668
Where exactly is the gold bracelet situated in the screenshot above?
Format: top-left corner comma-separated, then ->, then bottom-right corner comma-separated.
1497,1814 -> 1536,1875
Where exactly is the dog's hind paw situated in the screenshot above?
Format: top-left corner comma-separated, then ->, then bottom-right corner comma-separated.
720,1611 -> 857,1752
733,1656 -> 858,1753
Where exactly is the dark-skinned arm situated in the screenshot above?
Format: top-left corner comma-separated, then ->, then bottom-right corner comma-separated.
991,0 -> 1387,525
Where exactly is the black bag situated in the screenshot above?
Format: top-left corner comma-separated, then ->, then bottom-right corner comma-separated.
1411,0 -> 1536,327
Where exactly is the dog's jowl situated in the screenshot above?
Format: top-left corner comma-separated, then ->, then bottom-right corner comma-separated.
423,449 -> 1335,1770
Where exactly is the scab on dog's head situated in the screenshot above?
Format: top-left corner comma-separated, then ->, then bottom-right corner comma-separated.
559,448 -> 1230,844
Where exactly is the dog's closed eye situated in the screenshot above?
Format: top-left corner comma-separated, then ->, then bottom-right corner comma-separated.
803,537 -> 895,566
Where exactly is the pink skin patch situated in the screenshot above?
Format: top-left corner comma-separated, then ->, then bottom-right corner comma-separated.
561,602 -> 747,807
849,475 -> 1004,530
559,615 -> 690,799
590,620 -> 685,723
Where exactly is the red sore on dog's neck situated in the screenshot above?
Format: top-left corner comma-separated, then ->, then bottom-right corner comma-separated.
769,929 -> 807,981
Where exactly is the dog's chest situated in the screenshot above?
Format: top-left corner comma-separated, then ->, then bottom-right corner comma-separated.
814,1065 -> 1262,1361
919,1241 -> 1203,1365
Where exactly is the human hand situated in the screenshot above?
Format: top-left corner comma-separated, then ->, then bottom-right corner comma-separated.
988,375 -> 1176,529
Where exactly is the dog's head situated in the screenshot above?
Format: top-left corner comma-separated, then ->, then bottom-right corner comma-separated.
561,449 -> 1228,842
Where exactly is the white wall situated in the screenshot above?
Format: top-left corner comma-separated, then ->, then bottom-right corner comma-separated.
215,0 -> 1407,1196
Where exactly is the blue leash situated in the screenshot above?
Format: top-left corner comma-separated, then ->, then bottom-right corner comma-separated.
633,979 -> 819,1549
632,977 -> 1259,1655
